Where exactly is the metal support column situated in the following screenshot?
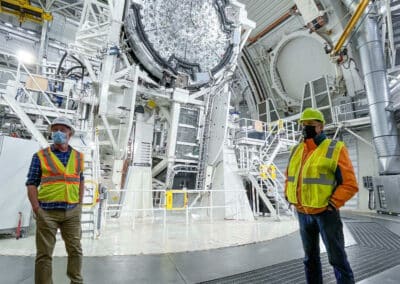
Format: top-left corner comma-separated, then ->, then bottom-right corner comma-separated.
98,0 -> 125,115
120,65 -> 139,158
37,21 -> 49,74
165,102 -> 181,187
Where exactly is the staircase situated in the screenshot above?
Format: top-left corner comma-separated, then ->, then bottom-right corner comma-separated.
260,120 -> 297,164
235,118 -> 298,218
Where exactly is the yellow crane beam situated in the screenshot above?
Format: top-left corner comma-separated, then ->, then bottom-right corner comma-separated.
331,0 -> 370,56
0,0 -> 52,24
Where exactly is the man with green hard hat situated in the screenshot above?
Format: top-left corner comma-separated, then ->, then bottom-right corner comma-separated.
285,107 -> 358,284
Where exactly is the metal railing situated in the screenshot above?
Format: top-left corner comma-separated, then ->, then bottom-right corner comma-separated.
234,118 -> 297,144
99,188 -> 251,234
332,99 -> 369,124
0,52 -> 80,121
0,50 -> 87,113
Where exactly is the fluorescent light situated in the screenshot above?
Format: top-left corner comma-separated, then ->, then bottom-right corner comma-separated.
16,50 -> 36,65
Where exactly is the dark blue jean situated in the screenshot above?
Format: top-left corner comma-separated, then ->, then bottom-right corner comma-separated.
297,210 -> 355,284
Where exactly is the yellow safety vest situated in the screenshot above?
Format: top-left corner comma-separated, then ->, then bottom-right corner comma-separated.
286,139 -> 343,208
37,147 -> 84,204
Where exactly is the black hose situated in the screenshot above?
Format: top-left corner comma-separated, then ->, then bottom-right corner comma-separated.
70,55 -> 85,79
56,51 -> 68,75
57,52 -> 86,79
66,66 -> 84,77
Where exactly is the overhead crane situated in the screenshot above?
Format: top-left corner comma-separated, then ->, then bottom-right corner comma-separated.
0,0 -> 52,24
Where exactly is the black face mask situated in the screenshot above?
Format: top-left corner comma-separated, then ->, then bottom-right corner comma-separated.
302,125 -> 317,139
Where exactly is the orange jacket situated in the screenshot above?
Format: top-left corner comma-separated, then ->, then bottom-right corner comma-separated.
285,135 -> 358,214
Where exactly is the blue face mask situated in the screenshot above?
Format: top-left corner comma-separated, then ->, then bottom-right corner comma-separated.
52,131 -> 67,144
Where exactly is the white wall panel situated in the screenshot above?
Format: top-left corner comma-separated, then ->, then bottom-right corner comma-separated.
0,136 -> 39,231
342,134 -> 359,210
355,129 -> 379,211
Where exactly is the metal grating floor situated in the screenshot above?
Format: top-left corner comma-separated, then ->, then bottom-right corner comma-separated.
200,221 -> 400,284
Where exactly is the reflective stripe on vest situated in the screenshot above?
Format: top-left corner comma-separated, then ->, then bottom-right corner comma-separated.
326,140 -> 338,159
286,139 -> 343,208
302,174 -> 336,185
41,175 -> 81,185
39,147 -> 62,173
37,147 -> 83,204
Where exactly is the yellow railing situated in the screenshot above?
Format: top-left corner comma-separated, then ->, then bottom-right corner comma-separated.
165,190 -> 188,210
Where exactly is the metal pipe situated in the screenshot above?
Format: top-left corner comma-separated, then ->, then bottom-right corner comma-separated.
122,65 -> 139,156
332,0 -> 370,55
248,5 -> 296,46
37,21 -> 49,74
342,0 -> 400,174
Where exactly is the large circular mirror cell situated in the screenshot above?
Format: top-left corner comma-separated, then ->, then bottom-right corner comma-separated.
124,0 -> 242,87
269,31 -> 336,104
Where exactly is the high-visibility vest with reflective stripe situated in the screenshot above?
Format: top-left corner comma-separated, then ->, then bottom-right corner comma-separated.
286,139 -> 343,208
37,147 -> 84,204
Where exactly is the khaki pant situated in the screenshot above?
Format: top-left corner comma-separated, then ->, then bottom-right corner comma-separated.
35,205 -> 83,284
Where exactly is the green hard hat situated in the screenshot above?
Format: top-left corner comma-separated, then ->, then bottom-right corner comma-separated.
299,108 -> 325,124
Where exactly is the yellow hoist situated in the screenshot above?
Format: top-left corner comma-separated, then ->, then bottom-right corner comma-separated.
0,0 -> 52,24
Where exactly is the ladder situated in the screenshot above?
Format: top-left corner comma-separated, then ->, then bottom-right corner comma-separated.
74,135 -> 101,238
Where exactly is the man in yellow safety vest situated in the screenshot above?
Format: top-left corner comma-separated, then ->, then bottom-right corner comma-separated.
26,116 -> 84,284
285,108 -> 358,284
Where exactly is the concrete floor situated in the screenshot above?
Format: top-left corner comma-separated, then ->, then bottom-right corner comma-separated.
1,215 -> 299,256
0,211 -> 399,283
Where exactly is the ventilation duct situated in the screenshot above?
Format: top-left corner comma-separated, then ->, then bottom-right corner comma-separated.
342,0 -> 400,174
